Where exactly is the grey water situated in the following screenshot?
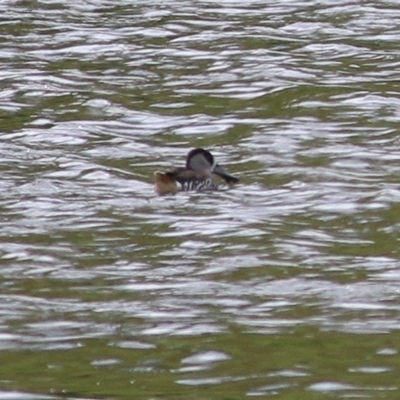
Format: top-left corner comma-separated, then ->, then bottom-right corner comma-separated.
1,1 -> 400,399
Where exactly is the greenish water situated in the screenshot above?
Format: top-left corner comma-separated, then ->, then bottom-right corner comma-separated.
2,329 -> 399,399
1,1 -> 400,399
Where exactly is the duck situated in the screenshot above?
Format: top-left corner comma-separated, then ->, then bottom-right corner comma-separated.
154,148 -> 239,195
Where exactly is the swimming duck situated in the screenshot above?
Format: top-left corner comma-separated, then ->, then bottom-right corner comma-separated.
154,148 -> 239,195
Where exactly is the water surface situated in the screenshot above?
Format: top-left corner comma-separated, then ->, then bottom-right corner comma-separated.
1,1 -> 400,399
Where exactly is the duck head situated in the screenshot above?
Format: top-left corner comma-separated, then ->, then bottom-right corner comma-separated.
186,148 -> 239,184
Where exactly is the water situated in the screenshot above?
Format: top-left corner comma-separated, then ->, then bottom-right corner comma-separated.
1,1 -> 400,399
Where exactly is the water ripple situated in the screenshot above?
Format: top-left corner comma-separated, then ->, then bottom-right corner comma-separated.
1,1 -> 400,398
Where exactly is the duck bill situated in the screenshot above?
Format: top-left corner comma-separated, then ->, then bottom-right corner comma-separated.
213,164 -> 239,184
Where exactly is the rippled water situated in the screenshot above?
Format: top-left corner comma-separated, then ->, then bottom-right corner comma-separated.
1,1 -> 400,399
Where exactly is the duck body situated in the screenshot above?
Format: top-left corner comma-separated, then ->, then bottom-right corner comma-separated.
155,148 -> 238,195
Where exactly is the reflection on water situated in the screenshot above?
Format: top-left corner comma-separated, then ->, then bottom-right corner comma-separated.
1,0 -> 400,399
